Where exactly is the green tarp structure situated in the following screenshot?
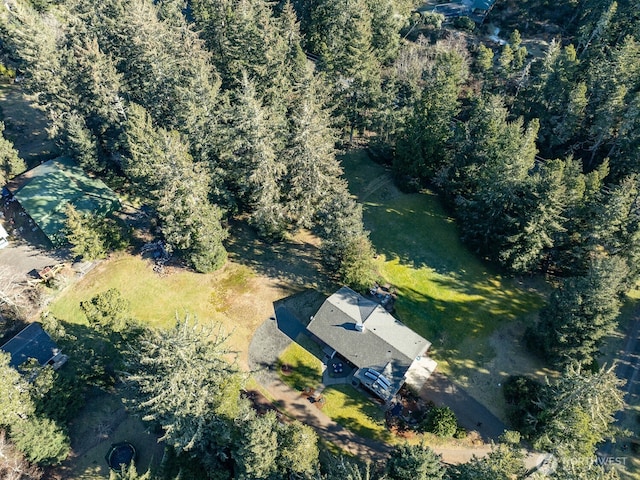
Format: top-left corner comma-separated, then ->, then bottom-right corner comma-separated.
13,157 -> 121,246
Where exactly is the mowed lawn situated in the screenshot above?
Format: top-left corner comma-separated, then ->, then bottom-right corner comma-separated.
341,150 -> 543,378
48,252 -> 267,359
321,385 -> 392,443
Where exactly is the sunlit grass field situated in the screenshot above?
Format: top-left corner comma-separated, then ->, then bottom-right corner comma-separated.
48,253 -> 258,353
340,150 -> 544,377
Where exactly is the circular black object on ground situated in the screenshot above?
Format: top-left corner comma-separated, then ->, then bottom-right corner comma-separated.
106,442 -> 136,472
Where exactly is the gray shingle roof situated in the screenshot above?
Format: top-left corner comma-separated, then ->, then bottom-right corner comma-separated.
1,323 -> 60,369
308,287 -> 431,397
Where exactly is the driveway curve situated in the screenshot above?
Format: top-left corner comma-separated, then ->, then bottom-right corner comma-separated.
248,307 -> 519,465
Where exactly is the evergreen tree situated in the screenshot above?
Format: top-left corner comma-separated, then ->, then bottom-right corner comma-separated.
449,441 -> 526,480
234,410 -> 279,479
365,0 -> 403,65
475,44 -> 494,73
499,43 -> 514,72
509,30 -> 527,70
534,365 -> 625,458
0,0 -> 72,123
394,49 -> 466,184
447,96 -> 542,269
217,75 -> 287,239
315,187 -> 376,291
61,114 -> 101,172
322,455 -> 374,480
499,158 -> 570,272
0,122 -> 26,185
309,0 -> 383,137
0,352 -> 35,427
282,77 -> 342,231
515,42 -> 583,155
547,460 -> 620,480
61,31 -> 126,169
11,416 -> 70,466
64,205 -> 108,260
80,288 -> 132,333
277,420 -> 318,476
385,443 -> 445,480
537,254 -> 627,367
110,462 -> 152,480
123,104 -> 228,271
125,318 -> 244,467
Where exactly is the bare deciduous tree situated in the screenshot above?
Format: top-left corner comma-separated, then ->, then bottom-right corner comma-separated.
0,266 -> 41,325
0,430 -> 42,480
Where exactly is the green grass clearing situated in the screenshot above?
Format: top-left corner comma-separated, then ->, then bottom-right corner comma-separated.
340,150 -> 544,380
321,385 -> 392,443
277,334 -> 324,391
48,252 -> 259,354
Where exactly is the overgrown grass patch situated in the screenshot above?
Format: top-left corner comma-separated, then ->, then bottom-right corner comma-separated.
321,385 -> 392,443
277,334 -> 323,391
340,150 -> 544,378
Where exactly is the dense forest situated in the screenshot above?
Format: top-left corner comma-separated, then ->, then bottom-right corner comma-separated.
0,0 -> 639,478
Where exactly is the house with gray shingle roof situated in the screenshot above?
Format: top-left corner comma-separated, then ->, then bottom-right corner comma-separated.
307,287 -> 436,403
1,323 -> 67,371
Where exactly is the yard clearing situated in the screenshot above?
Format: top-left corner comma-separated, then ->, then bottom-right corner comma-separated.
341,150 -> 547,422
44,149 -> 550,477
48,246 -> 311,368
46,226 -> 326,479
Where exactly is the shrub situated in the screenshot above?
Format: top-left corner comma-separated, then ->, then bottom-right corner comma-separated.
0,64 -> 16,79
454,426 -> 467,439
503,375 -> 544,436
422,406 -> 457,437
500,430 -> 521,445
80,288 -> 132,333
421,12 -> 445,29
453,16 -> 475,32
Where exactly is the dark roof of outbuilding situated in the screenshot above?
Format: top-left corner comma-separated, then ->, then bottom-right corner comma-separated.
0,323 -> 60,369
307,287 -> 431,392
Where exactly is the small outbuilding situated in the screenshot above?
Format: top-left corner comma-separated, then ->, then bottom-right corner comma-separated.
7,157 -> 120,246
0,322 -> 67,370
307,287 -> 437,403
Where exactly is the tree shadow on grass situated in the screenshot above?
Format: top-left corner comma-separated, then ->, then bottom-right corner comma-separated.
277,360 -> 323,391
225,219 -> 332,291
324,385 -> 392,443
393,279 -> 542,344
